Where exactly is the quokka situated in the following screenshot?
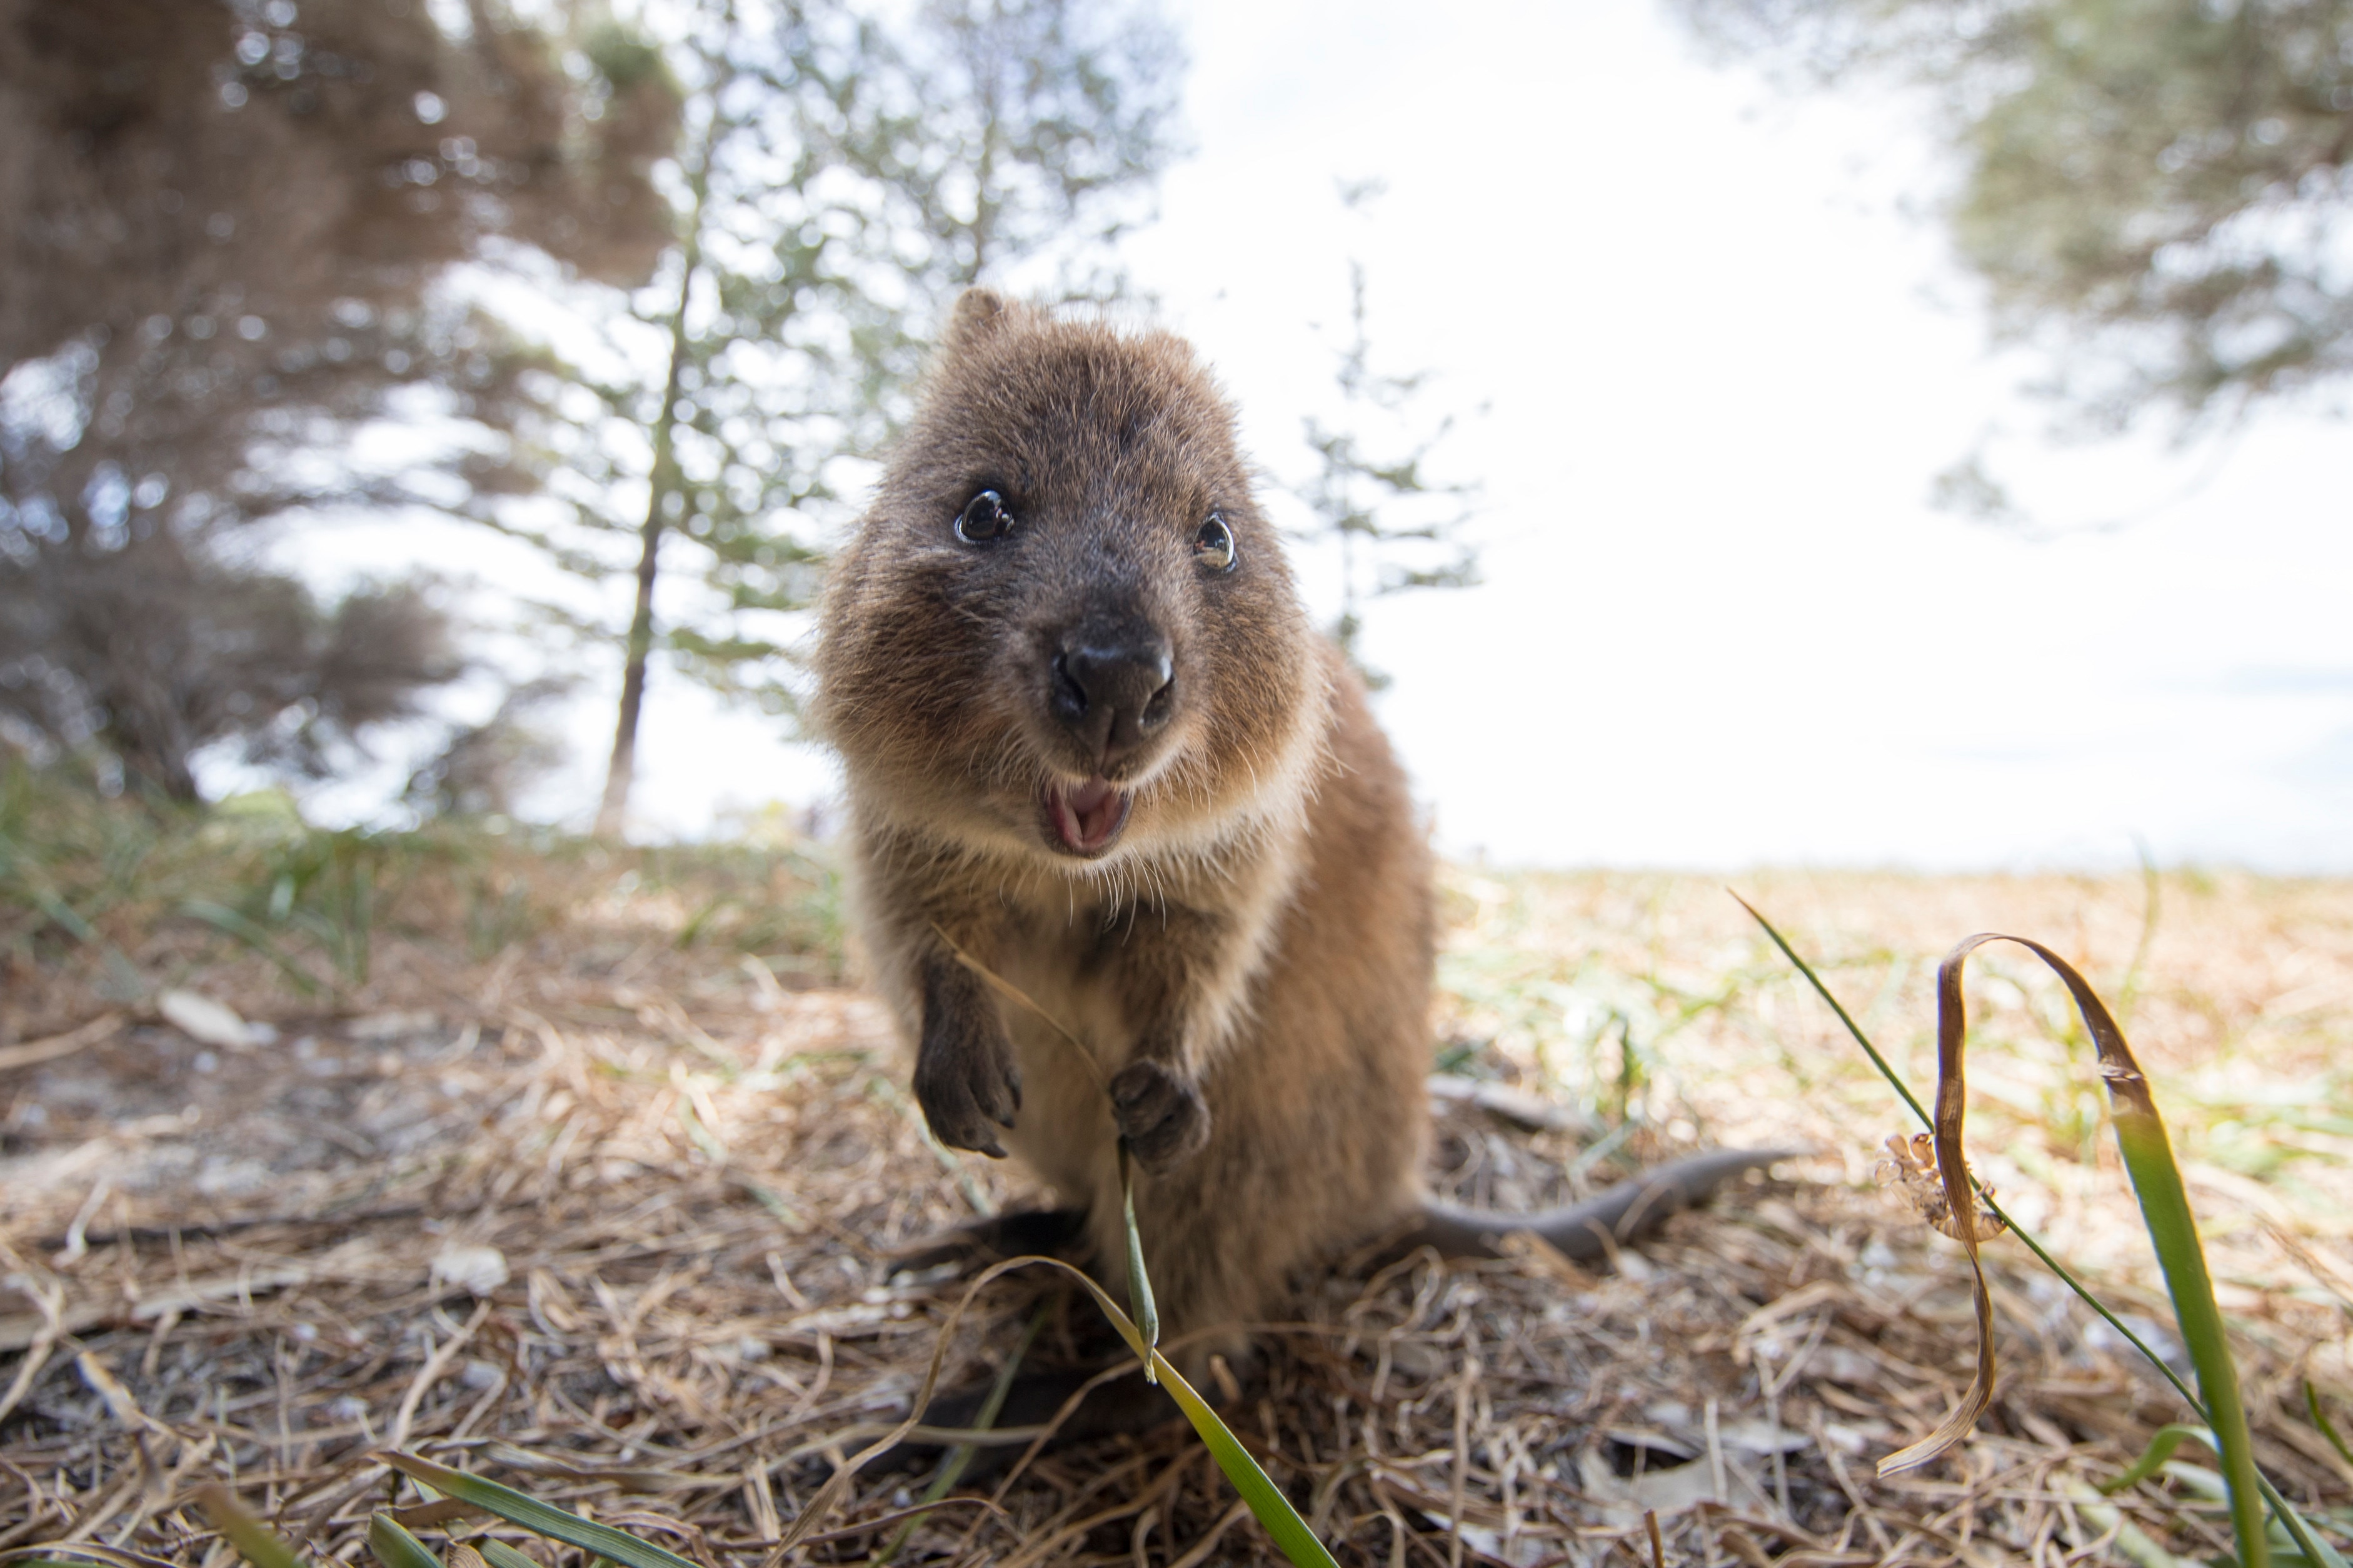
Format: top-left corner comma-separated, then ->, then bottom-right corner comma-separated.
815,288 -> 1794,1437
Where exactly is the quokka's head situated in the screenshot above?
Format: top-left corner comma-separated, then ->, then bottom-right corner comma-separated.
816,289 -> 1325,867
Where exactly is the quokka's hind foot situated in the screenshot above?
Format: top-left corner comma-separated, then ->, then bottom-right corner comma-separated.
888,1205 -> 1091,1278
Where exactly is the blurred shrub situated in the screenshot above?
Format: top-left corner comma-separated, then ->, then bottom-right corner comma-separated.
0,0 -> 678,801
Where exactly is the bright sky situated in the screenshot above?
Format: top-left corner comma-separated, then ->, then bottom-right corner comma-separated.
303,1 -> 2353,871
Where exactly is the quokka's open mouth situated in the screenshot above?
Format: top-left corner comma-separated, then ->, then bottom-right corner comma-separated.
1041,775 -> 1131,856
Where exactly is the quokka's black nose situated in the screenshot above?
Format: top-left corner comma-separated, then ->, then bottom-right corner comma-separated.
1050,633 -> 1175,762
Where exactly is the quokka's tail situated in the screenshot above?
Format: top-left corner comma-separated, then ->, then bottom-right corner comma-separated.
1410,1147 -> 1809,1262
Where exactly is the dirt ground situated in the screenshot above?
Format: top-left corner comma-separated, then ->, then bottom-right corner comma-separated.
2,861 -> 2350,1567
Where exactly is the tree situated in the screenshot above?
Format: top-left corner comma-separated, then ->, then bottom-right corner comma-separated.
406,674 -> 576,819
0,539 -> 460,801
508,0 -> 1185,836
0,0 -> 676,799
0,0 -> 676,381
1295,185 -> 1479,691
1676,0 -> 2353,441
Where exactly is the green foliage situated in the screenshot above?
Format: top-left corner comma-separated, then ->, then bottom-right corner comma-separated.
1677,0 -> 2353,435
584,24 -> 671,92
1956,0 -> 2353,426
0,777 -> 431,998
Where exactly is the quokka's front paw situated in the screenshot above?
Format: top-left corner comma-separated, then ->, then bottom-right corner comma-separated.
914,1008 -> 1021,1158
1109,1059 -> 1211,1172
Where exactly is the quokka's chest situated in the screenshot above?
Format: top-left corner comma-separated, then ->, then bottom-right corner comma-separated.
985,897 -> 1163,1027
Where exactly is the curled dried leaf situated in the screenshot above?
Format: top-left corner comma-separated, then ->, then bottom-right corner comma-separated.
1875,1132 -> 2007,1243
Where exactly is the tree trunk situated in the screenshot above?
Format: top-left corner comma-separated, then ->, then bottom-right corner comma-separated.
593,486 -> 667,837
108,720 -> 201,804
593,166 -> 709,839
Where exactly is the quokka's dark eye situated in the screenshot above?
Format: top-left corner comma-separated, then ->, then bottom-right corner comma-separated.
955,489 -> 1014,543
1193,513 -> 1237,572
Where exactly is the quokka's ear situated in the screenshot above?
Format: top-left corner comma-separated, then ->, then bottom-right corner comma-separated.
943,287 -> 1011,356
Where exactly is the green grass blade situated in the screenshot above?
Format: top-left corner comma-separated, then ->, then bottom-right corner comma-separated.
1987,1194 -> 2349,1568
376,1454 -> 698,1568
348,854 -> 375,984
1974,1192 -> 2206,1411
2308,1385 -> 2353,1471
2254,1474 -> 2351,1568
869,1304 -> 1047,1567
0,1546 -> 182,1568
1732,894 -> 1930,1130
365,1516 -> 444,1568
1145,1343 -> 1336,1568
1094,1147 -> 1330,1565
19,885 -> 97,944
196,1486 -> 311,1568
1022,1256 -> 1338,1568
2099,1424 -> 2215,1494
1118,1142 -> 1160,1383
2105,1096 -> 2267,1568
472,1544 -> 539,1568
2159,1465 -> 2322,1554
2054,1478 -> 2202,1568
924,1304 -> 1042,1497
178,899 -> 329,996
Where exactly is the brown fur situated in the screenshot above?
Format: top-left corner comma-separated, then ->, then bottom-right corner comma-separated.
815,291 -> 1788,1386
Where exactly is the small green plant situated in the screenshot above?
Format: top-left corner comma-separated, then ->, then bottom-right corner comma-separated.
1739,895 -> 2350,1568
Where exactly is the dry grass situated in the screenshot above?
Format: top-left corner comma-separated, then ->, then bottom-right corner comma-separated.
3,824 -> 2350,1567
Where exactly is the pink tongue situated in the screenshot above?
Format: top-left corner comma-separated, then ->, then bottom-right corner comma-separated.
1065,778 -> 1121,843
